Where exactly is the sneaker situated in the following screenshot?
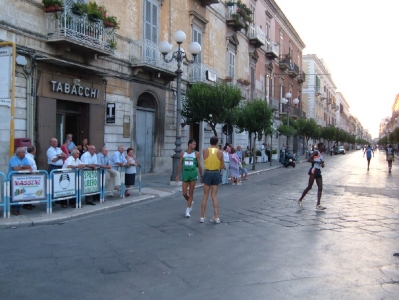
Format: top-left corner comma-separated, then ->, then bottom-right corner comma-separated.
189,201 -> 194,212
199,217 -> 205,223
210,217 -> 220,224
297,200 -> 303,207
185,208 -> 190,218
316,205 -> 326,210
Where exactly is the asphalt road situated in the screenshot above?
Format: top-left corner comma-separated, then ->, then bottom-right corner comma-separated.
1,150 -> 399,300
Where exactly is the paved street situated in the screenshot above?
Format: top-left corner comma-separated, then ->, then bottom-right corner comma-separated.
1,150 -> 399,300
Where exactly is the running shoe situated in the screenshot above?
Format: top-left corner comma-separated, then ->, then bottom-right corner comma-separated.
298,200 -> 303,207
185,208 -> 190,218
199,217 -> 205,223
316,205 -> 327,210
210,217 -> 220,224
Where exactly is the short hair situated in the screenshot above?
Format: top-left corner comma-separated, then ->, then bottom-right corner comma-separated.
100,146 -> 107,152
63,137 -> 69,144
188,138 -> 196,146
210,136 -> 218,146
223,145 -> 228,150
126,147 -> 134,153
71,149 -> 79,155
317,142 -> 324,148
230,147 -> 236,154
27,146 -> 35,153
15,147 -> 26,155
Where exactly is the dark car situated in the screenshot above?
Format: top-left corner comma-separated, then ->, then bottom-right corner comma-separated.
335,146 -> 345,155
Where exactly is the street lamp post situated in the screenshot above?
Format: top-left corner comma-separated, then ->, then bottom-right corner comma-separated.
281,92 -> 299,149
158,31 -> 201,182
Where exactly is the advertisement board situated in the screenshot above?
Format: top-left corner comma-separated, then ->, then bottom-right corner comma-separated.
82,169 -> 100,194
53,170 -> 76,198
0,47 -> 12,106
11,174 -> 46,202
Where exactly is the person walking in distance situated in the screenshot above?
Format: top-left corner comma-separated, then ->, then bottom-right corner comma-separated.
176,139 -> 203,218
221,145 -> 230,184
200,136 -> 225,224
363,144 -> 374,171
297,142 -> 327,210
386,144 -> 395,173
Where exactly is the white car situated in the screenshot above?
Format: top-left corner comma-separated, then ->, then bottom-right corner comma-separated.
356,145 -> 361,150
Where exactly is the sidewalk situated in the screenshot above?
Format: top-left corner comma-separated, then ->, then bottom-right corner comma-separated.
0,159 -> 288,229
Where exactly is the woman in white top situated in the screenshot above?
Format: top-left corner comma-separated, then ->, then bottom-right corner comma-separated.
221,145 -> 230,184
125,147 -> 138,196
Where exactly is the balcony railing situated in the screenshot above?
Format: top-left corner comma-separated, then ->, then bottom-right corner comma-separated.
247,25 -> 265,47
288,63 -> 299,78
199,0 -> 219,6
264,41 -> 279,59
226,4 -> 246,31
130,39 -> 176,78
297,71 -> 306,84
279,55 -> 291,71
46,9 -> 115,55
187,63 -> 218,83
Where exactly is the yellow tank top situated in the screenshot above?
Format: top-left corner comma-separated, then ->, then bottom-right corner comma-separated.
204,147 -> 221,170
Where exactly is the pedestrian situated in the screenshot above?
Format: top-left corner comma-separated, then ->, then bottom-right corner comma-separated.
66,133 -> 76,155
62,149 -> 85,208
47,137 -> 66,173
97,146 -> 120,197
229,147 -> 241,185
236,145 -> 243,162
280,144 -> 286,164
9,147 -> 32,215
245,146 -> 252,164
386,144 -> 395,173
363,144 -> 374,171
297,142 -> 327,210
221,145 -> 230,184
60,138 -> 70,163
200,136 -> 225,224
109,145 -> 127,183
80,145 -> 98,205
266,143 -> 271,162
240,161 -> 248,180
125,147 -> 139,197
261,143 -> 267,162
176,139 -> 203,218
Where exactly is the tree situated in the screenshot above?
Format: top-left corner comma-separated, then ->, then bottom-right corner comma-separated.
182,82 -> 242,136
277,115 -> 296,149
320,126 -> 335,149
296,118 -> 318,157
233,99 -> 272,170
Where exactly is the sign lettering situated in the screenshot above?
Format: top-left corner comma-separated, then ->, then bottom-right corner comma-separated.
50,81 -> 99,98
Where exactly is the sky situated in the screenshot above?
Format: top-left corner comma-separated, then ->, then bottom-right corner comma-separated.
275,0 -> 398,139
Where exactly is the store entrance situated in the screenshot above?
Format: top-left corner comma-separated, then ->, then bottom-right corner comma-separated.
56,100 -> 89,147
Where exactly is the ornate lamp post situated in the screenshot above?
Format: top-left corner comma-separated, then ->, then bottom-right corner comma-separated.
158,31 -> 201,182
281,92 -> 299,126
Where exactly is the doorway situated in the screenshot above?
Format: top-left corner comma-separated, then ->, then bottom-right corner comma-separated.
189,123 -> 200,152
136,109 -> 154,173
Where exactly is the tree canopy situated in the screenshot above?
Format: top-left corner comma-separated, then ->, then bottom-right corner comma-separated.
182,82 -> 242,136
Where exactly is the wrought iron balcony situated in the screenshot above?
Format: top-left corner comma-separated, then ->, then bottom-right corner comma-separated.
187,63 -> 218,84
226,4 -> 246,31
297,71 -> 306,84
199,0 -> 219,6
247,25 -> 265,47
130,39 -> 177,83
288,62 -> 299,78
264,41 -> 279,59
279,55 -> 291,71
46,10 -> 115,56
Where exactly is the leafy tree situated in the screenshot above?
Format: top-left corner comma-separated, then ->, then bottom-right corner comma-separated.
183,82 -> 242,136
296,118 -> 318,156
233,99 -> 272,170
277,115 -> 296,148
320,126 -> 335,148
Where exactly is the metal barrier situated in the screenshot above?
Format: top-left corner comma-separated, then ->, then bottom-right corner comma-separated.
49,169 -> 79,212
7,170 -> 49,218
0,172 -> 6,218
79,168 -> 102,207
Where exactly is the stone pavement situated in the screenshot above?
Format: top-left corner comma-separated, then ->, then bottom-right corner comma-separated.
0,158 -> 289,229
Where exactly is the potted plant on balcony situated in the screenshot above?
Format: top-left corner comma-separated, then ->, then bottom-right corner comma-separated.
107,39 -> 117,50
236,0 -> 253,23
104,16 -> 120,29
42,0 -> 63,13
71,2 -> 88,16
87,2 -> 105,22
225,1 -> 235,6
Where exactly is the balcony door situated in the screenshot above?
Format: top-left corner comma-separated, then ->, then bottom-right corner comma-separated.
192,27 -> 202,80
144,0 -> 159,65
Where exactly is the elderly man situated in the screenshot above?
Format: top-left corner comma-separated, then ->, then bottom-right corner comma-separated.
62,149 -> 85,208
9,147 -> 33,215
97,146 -> 121,197
66,133 -> 76,155
80,145 -> 98,205
47,137 -> 66,172
109,145 -> 127,172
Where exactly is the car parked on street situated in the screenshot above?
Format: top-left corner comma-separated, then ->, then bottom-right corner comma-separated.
335,146 -> 346,155
356,145 -> 361,150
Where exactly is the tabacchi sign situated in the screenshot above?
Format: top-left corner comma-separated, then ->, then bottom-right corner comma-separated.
50,80 -> 99,98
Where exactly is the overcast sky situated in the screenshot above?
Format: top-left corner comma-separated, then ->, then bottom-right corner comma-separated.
275,0 -> 397,138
